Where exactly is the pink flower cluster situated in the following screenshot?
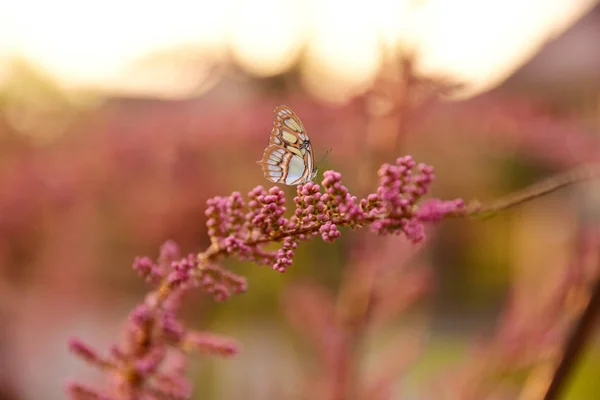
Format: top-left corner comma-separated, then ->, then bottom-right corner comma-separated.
67,156 -> 465,398
204,156 -> 465,272
68,241 -> 243,399
132,241 -> 247,301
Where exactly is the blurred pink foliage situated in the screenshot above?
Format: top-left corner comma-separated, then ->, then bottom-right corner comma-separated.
283,234 -> 432,400
427,226 -> 600,400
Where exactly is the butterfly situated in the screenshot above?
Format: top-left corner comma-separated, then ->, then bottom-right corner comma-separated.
257,105 -> 319,185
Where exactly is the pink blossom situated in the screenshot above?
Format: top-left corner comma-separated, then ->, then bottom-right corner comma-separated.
184,331 -> 241,357
68,242 -> 245,399
416,198 -> 466,222
68,156 -> 463,398
200,156 -> 463,271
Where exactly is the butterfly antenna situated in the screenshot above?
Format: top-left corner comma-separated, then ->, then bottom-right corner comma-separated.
315,148 -> 332,170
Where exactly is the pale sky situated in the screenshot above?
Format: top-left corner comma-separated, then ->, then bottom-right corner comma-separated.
0,0 -> 597,101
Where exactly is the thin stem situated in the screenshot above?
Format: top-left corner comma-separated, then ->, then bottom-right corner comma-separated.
543,275 -> 600,400
467,164 -> 600,218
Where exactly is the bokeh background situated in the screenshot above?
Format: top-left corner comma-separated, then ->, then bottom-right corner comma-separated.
1,0 -> 600,399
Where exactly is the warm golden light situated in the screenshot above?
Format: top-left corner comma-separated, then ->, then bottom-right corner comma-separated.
0,0 -> 597,101
229,0 -> 306,76
411,0 -> 599,98
302,0 -> 382,103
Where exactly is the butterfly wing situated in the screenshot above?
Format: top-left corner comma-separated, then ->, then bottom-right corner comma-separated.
273,105 -> 316,184
257,145 -> 310,185
257,105 -> 316,185
270,105 -> 310,149
285,153 -> 309,185
257,145 -> 288,183
301,143 -> 314,183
